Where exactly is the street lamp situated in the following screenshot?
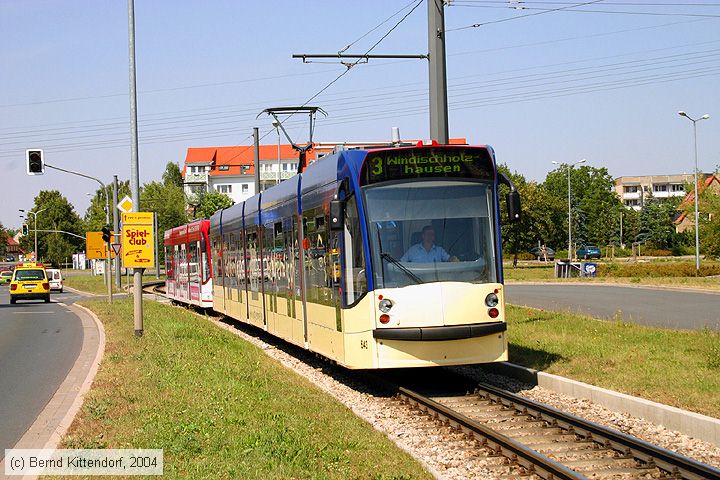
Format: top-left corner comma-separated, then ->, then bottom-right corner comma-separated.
272,119 -> 281,186
552,159 -> 587,260
678,111 -> 710,273
19,207 -> 49,261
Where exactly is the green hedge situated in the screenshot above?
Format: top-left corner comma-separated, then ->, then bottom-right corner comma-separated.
598,262 -> 720,277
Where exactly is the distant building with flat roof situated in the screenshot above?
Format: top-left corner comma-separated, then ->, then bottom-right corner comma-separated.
613,173 -> 709,211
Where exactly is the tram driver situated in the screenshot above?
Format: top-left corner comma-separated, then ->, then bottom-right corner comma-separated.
400,225 -> 456,263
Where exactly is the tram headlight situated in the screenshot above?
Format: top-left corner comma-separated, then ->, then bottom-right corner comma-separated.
378,298 -> 393,313
485,293 -> 499,307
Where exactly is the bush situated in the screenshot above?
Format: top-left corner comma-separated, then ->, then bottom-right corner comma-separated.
597,262 -> 720,277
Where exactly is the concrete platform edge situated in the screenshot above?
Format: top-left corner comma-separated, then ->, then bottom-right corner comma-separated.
482,362 -> 720,446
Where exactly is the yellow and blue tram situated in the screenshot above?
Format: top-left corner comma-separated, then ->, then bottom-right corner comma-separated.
196,143 -> 521,369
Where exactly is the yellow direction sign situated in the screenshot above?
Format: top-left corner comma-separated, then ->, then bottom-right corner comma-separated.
117,195 -> 133,214
121,212 -> 155,268
86,231 -> 116,259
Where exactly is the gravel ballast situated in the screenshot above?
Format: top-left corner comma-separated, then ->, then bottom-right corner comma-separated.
201,312 -> 720,480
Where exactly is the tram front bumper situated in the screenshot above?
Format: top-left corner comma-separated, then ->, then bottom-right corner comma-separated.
372,321 -> 506,341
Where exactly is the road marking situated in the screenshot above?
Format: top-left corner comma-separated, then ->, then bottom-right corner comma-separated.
12,311 -> 55,314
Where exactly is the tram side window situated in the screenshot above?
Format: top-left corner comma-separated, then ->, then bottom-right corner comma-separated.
247,229 -> 260,295
211,238 -> 222,283
165,247 -> 173,280
303,207 -> 335,307
343,194 -> 367,305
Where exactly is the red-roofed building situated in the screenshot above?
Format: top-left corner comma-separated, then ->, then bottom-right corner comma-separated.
674,174 -> 720,233
5,234 -> 23,260
182,137 -> 468,204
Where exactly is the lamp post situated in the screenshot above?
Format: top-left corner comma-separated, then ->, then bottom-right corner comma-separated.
678,111 -> 710,273
272,119 -> 281,186
19,207 -> 49,261
552,159 -> 586,260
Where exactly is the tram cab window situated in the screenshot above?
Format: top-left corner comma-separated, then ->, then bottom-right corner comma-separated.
365,181 -> 498,288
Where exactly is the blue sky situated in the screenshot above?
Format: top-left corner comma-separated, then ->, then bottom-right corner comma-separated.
2,0 -> 719,229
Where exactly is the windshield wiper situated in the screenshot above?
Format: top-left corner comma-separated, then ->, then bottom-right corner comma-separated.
380,252 -> 423,285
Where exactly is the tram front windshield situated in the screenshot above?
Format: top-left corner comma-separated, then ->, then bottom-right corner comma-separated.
364,180 -> 498,289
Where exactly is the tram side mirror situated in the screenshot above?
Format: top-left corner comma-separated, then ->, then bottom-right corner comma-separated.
506,191 -> 521,223
330,200 -> 344,231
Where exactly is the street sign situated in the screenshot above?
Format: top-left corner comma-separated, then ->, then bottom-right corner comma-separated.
86,231 -> 117,259
117,195 -> 133,213
121,212 -> 155,269
111,243 -> 122,256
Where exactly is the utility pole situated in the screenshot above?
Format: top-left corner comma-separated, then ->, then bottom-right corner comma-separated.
428,0 -> 449,144
113,175 -> 121,288
128,0 -> 143,336
253,127 -> 260,194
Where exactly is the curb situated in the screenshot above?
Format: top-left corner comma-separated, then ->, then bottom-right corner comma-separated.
483,362 -> 720,447
506,281 -> 720,295
1,302 -> 105,476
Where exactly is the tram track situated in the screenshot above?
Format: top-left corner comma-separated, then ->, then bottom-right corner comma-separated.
145,283 -> 720,479
394,382 -> 720,480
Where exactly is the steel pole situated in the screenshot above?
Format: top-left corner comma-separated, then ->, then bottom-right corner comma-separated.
34,213 -> 38,261
428,0 -> 449,144
692,120 -> 700,273
106,184 -> 112,303
113,175 -> 121,288
128,0 -> 143,336
253,127 -> 260,193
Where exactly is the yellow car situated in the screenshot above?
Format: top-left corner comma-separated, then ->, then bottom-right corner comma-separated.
10,263 -> 50,304
0,270 -> 12,285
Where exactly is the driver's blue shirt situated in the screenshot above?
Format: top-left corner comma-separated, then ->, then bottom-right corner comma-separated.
400,243 -> 450,263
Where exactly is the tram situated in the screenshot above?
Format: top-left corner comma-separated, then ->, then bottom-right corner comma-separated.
207,142 -> 521,369
164,219 -> 213,308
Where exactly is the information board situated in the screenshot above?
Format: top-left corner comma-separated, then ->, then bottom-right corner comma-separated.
121,212 -> 155,269
86,231 -> 116,260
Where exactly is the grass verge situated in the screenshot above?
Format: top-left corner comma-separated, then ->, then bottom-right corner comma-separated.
64,273 -> 164,295
58,299 -> 431,480
503,263 -> 720,291
506,305 -> 720,418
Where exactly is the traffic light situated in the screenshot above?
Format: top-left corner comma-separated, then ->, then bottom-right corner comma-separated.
22,224 -> 28,236
26,149 -> 44,175
102,225 -> 111,243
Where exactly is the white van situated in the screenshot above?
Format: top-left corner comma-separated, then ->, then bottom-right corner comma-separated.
46,268 -> 64,293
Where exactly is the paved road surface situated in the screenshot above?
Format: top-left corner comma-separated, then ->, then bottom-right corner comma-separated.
0,286 -> 85,453
505,284 -> 720,330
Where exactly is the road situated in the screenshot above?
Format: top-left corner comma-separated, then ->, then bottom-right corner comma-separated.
505,283 -> 720,330
0,285 -> 85,453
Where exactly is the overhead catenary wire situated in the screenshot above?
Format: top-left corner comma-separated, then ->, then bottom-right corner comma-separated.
2,16 -> 711,136
451,3 -> 720,18
2,43 -> 717,151
447,0 -> 607,31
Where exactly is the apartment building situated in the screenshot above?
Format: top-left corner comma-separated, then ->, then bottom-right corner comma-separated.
614,174 -> 700,210
182,144 -> 318,204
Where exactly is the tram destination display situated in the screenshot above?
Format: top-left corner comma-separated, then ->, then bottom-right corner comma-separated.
360,147 -> 494,185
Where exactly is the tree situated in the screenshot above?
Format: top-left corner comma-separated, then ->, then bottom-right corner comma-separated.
84,180 -> 131,232
544,165 -> 623,249
140,181 -> 189,265
194,190 -> 234,220
0,222 -> 7,257
20,191 -> 84,266
498,164 -> 565,256
162,162 -> 184,189
638,196 -> 687,251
